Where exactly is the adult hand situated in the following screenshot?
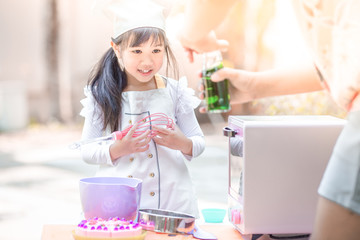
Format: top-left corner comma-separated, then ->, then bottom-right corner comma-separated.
198,67 -> 256,113
178,31 -> 229,63
152,125 -> 193,156
109,123 -> 151,161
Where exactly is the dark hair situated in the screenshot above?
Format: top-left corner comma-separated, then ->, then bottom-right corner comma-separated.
88,27 -> 178,132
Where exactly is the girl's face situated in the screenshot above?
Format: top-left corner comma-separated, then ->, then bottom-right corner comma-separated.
118,36 -> 164,85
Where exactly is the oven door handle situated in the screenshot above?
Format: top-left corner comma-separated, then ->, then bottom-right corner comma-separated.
223,126 -> 237,137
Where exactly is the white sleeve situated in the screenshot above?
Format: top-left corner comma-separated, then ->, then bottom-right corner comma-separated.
173,77 -> 205,160
177,109 -> 205,160
79,87 -> 114,166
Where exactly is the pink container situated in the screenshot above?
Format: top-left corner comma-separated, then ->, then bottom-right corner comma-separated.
79,177 -> 142,220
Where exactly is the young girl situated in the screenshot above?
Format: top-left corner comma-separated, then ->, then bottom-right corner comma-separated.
79,1 -> 205,218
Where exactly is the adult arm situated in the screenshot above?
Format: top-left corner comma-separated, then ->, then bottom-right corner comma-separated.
178,0 -> 238,61
181,0 -> 237,42
210,63 -> 325,105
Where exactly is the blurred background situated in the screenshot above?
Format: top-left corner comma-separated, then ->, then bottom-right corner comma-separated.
0,0 -> 346,239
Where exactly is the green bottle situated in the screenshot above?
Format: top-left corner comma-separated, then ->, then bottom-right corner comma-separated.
202,51 -> 231,113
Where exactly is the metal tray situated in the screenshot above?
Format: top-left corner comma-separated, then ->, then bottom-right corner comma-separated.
138,209 -> 195,234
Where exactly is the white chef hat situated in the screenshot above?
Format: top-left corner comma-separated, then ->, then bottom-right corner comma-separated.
93,0 -> 171,40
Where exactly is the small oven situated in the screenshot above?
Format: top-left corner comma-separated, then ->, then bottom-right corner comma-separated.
223,115 -> 345,236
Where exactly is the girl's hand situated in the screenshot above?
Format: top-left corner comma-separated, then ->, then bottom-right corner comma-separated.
152,125 -> 193,156
109,123 -> 151,161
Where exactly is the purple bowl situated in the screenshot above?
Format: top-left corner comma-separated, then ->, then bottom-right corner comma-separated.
79,177 -> 142,220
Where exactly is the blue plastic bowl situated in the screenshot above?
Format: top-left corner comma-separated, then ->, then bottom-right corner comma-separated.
201,208 -> 226,223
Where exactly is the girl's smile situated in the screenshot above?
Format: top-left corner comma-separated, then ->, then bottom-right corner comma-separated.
138,68 -> 153,76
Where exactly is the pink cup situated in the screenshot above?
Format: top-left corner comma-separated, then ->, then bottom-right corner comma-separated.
79,177 -> 142,220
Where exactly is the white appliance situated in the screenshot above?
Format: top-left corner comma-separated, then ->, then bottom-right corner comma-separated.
223,115 -> 345,236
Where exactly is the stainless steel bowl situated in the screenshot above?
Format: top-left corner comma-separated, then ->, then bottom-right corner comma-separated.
138,209 -> 195,234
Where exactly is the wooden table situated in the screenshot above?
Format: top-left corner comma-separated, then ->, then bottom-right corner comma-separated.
41,224 -> 244,240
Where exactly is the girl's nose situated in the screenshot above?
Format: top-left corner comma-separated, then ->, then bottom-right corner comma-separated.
141,54 -> 153,66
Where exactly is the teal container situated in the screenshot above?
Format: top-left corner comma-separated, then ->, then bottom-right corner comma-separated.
201,208 -> 226,223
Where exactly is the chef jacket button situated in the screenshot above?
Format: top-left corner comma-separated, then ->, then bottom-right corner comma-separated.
148,153 -> 153,158
129,157 -> 134,162
150,192 -> 155,196
128,175 -> 133,178
149,172 -> 155,177
129,120 -> 132,124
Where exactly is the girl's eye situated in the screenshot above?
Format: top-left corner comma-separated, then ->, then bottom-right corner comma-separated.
153,49 -> 161,53
132,50 -> 142,54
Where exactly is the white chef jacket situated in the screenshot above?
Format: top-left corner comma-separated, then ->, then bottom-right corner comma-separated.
79,75 -> 205,218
